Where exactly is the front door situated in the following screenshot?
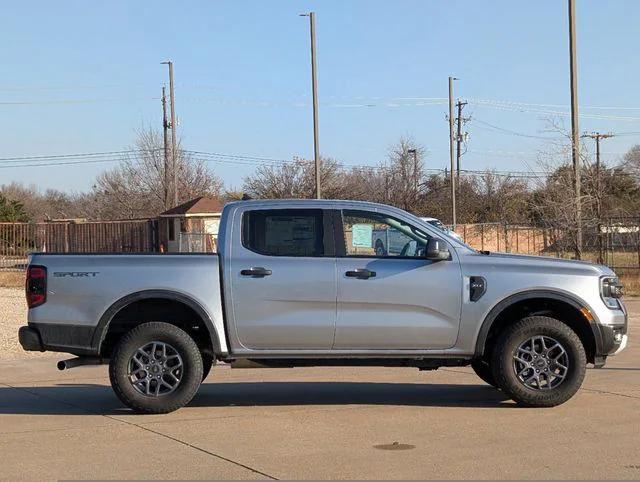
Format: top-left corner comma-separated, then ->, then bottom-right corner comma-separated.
229,208 -> 336,351
334,209 -> 462,350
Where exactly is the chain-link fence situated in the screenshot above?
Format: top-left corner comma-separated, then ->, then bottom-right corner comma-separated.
2,217 -> 638,272
178,232 -> 218,253
453,217 -> 640,271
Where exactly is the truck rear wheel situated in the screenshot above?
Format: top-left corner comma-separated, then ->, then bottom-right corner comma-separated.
109,322 -> 203,414
491,316 -> 586,407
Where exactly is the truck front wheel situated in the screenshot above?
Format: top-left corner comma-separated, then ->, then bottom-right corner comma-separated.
109,322 -> 203,414
471,359 -> 497,387
491,316 -> 586,407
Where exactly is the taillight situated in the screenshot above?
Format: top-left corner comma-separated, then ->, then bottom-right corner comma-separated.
26,265 -> 47,308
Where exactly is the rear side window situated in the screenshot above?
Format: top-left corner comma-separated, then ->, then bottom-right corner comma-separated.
242,209 -> 325,257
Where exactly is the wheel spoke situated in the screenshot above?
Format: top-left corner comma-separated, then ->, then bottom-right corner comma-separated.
538,336 -> 547,351
513,335 -> 569,392
127,340 -> 183,398
517,366 -> 531,378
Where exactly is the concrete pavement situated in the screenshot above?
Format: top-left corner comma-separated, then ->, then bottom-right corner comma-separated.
0,299 -> 638,480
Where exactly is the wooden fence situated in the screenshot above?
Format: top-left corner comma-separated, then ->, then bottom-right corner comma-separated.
0,220 -> 158,269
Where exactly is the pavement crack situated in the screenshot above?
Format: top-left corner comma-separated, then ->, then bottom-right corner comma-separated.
107,415 -> 278,480
580,387 -> 640,400
0,382 -> 278,480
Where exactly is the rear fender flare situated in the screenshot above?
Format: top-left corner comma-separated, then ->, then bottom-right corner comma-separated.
91,289 -> 222,355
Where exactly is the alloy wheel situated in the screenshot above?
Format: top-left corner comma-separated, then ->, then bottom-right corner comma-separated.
128,341 -> 183,397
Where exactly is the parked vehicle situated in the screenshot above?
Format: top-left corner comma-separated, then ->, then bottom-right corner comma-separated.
420,217 -> 464,242
372,217 -> 462,256
19,200 -> 627,413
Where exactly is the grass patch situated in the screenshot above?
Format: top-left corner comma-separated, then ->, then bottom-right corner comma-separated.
0,271 -> 24,288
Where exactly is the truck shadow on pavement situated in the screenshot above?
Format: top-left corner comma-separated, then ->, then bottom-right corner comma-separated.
0,381 -> 514,415
193,382 -> 513,408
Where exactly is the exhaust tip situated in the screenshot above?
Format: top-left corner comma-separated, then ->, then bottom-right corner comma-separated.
57,360 -> 67,371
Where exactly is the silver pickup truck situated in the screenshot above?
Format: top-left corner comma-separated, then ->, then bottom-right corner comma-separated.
19,199 -> 628,413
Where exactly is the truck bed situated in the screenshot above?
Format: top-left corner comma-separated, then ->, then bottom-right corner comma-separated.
26,253 -> 226,355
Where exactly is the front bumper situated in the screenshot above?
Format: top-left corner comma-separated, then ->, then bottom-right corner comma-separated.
592,306 -> 628,367
595,323 -> 628,356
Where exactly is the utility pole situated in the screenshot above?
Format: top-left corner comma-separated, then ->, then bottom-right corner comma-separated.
455,99 -> 468,181
408,148 -> 418,194
448,77 -> 458,229
300,12 -> 321,199
162,61 -> 178,206
161,86 -> 171,210
568,0 -> 582,259
582,132 -> 613,263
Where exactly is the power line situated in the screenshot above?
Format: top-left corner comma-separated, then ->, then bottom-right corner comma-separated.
0,150 -> 140,162
469,99 -> 640,122
0,158 -> 123,169
472,118 -> 564,140
0,147 -> 626,181
0,98 -> 156,105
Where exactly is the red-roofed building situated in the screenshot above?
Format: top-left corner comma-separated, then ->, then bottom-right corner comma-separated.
158,197 -> 224,252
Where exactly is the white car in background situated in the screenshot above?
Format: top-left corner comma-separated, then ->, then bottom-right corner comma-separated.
372,216 -> 463,256
421,217 -> 464,243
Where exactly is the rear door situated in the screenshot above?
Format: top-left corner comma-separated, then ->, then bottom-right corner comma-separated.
333,209 -> 462,350
228,207 -> 337,350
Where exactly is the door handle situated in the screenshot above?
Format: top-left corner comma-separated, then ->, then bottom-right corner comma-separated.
345,268 -> 376,279
240,267 -> 272,277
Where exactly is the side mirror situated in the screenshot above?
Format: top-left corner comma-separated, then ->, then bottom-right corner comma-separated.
425,237 -> 450,261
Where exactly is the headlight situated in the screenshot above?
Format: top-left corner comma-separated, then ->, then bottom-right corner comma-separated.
601,276 -> 623,309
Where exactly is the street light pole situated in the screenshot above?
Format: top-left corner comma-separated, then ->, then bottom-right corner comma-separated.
162,61 -> 178,207
301,12 -> 321,199
448,76 -> 458,229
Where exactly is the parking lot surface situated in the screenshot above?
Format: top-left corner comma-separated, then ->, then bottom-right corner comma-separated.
0,299 -> 638,480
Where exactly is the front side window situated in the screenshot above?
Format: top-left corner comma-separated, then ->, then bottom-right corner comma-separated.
242,209 -> 324,257
341,209 -> 429,258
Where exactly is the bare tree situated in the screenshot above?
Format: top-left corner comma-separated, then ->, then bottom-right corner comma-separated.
623,144 -> 640,181
384,138 -> 425,213
243,157 -> 352,199
0,182 -> 86,221
92,127 -> 222,219
473,172 -> 530,224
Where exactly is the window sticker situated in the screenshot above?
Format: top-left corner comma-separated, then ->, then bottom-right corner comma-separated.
351,223 -> 373,248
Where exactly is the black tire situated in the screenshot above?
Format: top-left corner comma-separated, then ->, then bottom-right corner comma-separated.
471,359 -> 497,387
109,322 -> 203,414
201,352 -> 214,381
375,240 -> 386,256
491,316 -> 586,407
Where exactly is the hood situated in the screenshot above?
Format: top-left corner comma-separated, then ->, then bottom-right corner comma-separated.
467,251 -> 615,277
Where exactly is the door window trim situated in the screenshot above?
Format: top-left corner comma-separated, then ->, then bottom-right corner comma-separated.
240,208 -> 336,258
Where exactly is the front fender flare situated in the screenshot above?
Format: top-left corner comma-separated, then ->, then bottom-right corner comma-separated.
473,289 -> 601,358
